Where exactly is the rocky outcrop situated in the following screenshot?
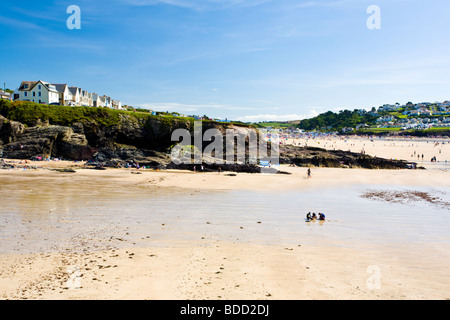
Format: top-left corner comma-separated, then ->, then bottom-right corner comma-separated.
0,115 -> 25,146
0,102 -> 420,171
279,145 -> 420,169
1,125 -> 93,160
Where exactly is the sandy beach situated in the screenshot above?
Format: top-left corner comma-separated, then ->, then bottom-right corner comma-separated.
287,135 -> 450,169
0,137 -> 449,300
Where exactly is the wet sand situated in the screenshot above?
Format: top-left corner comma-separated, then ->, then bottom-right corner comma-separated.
0,138 -> 449,300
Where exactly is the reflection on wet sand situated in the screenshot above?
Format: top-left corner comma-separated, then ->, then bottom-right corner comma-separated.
0,168 -> 449,300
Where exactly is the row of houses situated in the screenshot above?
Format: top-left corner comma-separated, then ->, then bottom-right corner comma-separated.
6,80 -> 122,110
377,116 -> 450,130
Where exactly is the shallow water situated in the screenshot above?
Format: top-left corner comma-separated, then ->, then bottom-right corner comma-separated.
0,174 -> 449,262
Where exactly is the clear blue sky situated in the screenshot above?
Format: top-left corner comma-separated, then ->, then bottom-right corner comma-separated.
1,0 -> 450,121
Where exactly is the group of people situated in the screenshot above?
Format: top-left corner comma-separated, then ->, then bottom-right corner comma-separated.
306,212 -> 326,221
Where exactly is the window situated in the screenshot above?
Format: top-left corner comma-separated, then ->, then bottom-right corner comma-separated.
24,92 -> 27,97
39,92 -> 42,97
38,85 -> 41,90
33,92 -> 36,97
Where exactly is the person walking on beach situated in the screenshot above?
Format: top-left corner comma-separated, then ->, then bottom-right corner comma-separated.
307,168 -> 312,178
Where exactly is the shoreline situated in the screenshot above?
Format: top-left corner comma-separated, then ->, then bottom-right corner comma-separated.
1,136 -> 449,300
1,161 -> 449,192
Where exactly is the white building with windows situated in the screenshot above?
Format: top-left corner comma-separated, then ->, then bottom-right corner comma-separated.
17,81 -> 59,105
53,84 -> 72,106
68,87 -> 83,106
14,80 -> 121,109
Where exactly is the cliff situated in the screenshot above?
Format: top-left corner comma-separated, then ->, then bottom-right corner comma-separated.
0,100 -> 420,171
0,100 -> 257,170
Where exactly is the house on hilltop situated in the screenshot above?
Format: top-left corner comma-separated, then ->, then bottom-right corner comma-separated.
68,87 -> 83,106
12,80 -> 122,109
53,84 -> 72,106
16,80 -> 59,105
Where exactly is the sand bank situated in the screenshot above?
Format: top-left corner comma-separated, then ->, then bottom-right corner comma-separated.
0,137 -> 449,300
287,135 -> 450,169
1,240 -> 448,300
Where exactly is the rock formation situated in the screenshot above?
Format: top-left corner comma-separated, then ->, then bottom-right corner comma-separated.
0,101 -> 420,171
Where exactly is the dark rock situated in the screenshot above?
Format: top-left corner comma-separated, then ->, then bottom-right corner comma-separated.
2,125 -> 92,161
0,115 -> 25,145
279,145 -> 418,169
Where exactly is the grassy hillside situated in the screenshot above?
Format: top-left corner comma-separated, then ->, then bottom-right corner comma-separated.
357,127 -> 450,136
0,99 -> 196,127
296,110 -> 378,132
0,99 -> 253,130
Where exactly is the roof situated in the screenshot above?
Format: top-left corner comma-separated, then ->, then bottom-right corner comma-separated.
18,80 -> 58,93
18,81 -> 38,91
68,87 -> 81,95
52,84 -> 68,93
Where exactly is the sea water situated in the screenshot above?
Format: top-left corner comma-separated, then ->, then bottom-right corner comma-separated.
0,174 -> 449,260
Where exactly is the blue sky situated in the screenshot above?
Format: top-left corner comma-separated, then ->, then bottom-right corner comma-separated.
1,0 -> 450,121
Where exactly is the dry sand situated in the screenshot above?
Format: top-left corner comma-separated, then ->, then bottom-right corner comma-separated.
288,135 -> 450,168
1,240 -> 448,300
0,136 -> 449,300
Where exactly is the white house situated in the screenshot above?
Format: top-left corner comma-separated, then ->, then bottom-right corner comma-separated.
92,93 -> 102,108
88,92 -> 93,107
17,80 -> 59,105
0,90 -> 12,101
103,96 -> 112,108
53,84 -> 72,106
14,80 -> 123,109
68,87 -> 83,106
112,100 -> 122,110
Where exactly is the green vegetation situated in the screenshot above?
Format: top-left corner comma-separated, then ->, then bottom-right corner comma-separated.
357,127 -> 450,136
0,99 -> 128,127
0,99 -> 252,130
253,121 -> 293,129
357,127 -> 402,133
423,127 -> 450,132
296,110 -> 378,132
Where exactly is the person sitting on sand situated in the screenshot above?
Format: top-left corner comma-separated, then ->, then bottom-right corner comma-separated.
306,212 -> 312,220
318,213 -> 326,221
311,213 -> 317,220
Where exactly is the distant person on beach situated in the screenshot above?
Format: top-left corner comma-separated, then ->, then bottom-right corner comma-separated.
306,212 -> 312,220
307,168 -> 311,178
312,213 -> 317,220
318,213 -> 326,221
